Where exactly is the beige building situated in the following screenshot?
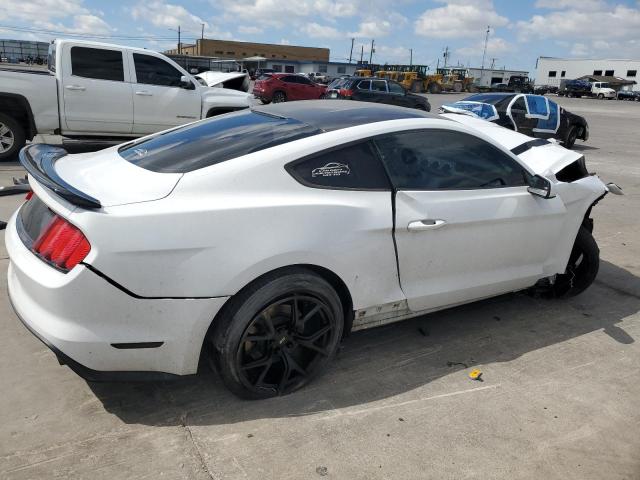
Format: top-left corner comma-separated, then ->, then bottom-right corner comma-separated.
166,39 -> 329,62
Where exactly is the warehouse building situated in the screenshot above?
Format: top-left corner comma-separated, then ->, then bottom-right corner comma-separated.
0,39 -> 49,64
166,39 -> 329,62
467,67 -> 530,87
536,57 -> 640,91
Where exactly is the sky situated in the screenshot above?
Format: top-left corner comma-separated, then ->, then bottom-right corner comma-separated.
2,0 -> 640,74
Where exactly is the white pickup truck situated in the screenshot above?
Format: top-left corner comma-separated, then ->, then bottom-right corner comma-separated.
0,39 -> 253,160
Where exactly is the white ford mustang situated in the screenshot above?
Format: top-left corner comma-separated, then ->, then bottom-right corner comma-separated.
7,101 -> 616,398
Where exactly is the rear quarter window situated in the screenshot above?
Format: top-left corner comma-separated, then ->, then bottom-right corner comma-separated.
286,141 -> 391,190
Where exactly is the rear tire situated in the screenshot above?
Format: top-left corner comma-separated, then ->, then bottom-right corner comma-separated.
564,125 -> 579,149
0,113 -> 26,161
550,226 -> 599,297
209,268 -> 344,399
428,83 -> 441,94
272,91 -> 286,103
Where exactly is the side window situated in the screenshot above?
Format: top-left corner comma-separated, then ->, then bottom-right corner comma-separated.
511,96 -> 527,112
525,95 -> 549,118
388,82 -> 405,94
286,141 -> 390,190
371,80 -> 387,92
356,80 -> 371,90
297,76 -> 312,85
71,47 -> 124,81
375,130 -> 528,190
133,53 -> 183,87
282,75 -> 296,83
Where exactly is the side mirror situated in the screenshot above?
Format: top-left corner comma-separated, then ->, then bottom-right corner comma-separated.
180,75 -> 195,90
527,174 -> 555,199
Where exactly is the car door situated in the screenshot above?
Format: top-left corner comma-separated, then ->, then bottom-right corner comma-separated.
387,81 -> 411,107
506,94 -> 537,135
370,80 -> 389,103
280,76 -> 301,100
296,75 -> 319,99
130,52 -> 201,134
61,45 -> 133,133
532,99 -> 561,139
351,80 -> 373,101
374,128 -> 568,313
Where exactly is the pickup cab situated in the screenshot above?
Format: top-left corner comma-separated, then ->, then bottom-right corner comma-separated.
0,39 -> 253,160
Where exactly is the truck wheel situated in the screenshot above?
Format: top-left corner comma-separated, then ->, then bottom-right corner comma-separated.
209,268 -> 343,399
549,226 -> 599,297
411,80 -> 422,93
429,83 -> 441,94
0,113 -> 26,161
597,93 -> 604,99
453,82 -> 463,93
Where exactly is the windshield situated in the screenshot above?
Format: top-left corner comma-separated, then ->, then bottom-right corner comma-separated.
598,82 -> 610,88
119,110 -> 322,173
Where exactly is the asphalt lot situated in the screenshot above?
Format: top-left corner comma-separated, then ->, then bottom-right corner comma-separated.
1,94 -> 639,479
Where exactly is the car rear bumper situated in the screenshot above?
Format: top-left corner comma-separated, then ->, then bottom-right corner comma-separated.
6,210 -> 228,378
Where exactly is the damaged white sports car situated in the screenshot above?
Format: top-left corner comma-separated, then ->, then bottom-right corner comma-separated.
7,101 -> 620,399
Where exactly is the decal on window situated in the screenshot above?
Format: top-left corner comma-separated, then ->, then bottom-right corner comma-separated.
525,95 -> 549,119
311,162 -> 351,177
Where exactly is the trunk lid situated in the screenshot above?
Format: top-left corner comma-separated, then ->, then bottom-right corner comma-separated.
21,144 -> 182,208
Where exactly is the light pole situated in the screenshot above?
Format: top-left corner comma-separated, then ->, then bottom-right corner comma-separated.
169,26 -> 181,54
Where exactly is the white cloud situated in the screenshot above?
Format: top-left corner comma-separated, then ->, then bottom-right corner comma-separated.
4,0 -> 89,22
299,22 -> 343,39
349,20 -> 393,38
517,5 -> 640,41
414,1 -> 509,38
534,0 -> 606,10
238,25 -> 263,35
456,37 -> 513,57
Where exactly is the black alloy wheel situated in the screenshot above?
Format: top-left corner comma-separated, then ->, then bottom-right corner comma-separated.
210,269 -> 343,399
236,294 -> 336,395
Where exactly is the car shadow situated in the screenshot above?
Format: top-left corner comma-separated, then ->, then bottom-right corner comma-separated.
87,260 -> 639,427
572,144 -> 600,152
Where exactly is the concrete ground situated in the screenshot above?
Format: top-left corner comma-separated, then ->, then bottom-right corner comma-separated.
0,94 -> 639,479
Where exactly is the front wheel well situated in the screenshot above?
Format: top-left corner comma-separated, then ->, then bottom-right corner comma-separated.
0,94 -> 36,140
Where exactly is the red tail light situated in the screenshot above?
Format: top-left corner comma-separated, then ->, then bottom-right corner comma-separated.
25,191 -> 34,200
340,88 -> 353,97
32,215 -> 91,271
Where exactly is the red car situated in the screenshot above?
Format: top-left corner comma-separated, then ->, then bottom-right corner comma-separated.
253,73 -> 327,103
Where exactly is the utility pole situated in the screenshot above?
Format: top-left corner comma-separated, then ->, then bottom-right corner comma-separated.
369,39 -> 375,64
360,45 -> 364,64
178,25 -> 181,54
443,46 -> 449,68
409,48 -> 413,67
490,57 -> 497,69
349,38 -> 354,63
481,25 -> 490,70
201,23 -> 204,40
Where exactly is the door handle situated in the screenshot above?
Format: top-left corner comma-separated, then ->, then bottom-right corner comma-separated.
407,219 -> 447,231
65,85 -> 86,91
135,91 -> 153,96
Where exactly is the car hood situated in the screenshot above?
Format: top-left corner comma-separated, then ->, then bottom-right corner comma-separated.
51,144 -> 183,208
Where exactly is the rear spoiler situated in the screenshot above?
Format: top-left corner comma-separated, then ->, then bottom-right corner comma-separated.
510,138 -> 551,155
19,144 -> 101,209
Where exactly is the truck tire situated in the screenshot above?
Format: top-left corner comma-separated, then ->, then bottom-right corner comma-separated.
453,82 -> 463,93
429,83 -> 441,94
563,126 -> 578,149
0,113 -> 26,161
597,93 -> 604,99
411,80 -> 422,93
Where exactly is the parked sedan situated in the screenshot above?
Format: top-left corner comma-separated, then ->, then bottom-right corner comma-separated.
9,101 -> 615,399
441,93 -> 588,149
617,90 -> 640,101
326,76 -> 430,111
253,73 -> 327,103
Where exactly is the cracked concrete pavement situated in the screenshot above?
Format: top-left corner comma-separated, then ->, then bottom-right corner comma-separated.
0,94 -> 638,479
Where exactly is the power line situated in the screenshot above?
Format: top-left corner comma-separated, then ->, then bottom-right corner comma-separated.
0,24 -> 204,42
